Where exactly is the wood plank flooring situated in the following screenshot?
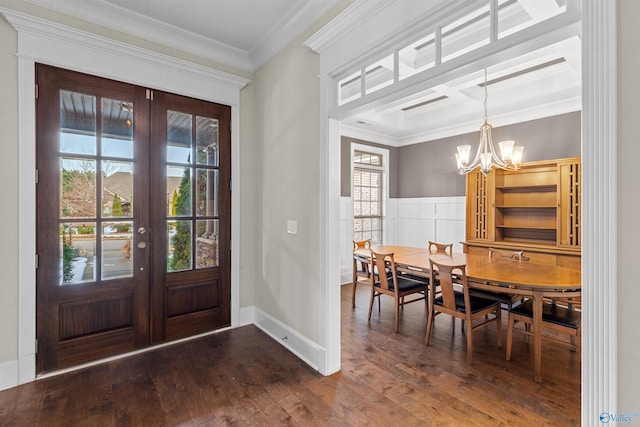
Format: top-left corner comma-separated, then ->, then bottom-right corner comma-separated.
0,283 -> 580,426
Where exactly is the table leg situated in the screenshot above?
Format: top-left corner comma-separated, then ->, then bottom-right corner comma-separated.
352,258 -> 357,308
533,290 -> 543,383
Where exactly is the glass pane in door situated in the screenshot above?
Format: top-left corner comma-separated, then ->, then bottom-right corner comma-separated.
196,169 -> 218,217
60,158 -> 96,218
167,110 -> 192,163
196,219 -> 219,268
168,166 -> 192,216
196,116 -> 219,166
102,161 -> 133,218
168,220 -> 192,272
102,98 -> 134,158
60,90 -> 96,155
60,222 -> 96,285
102,221 -> 133,279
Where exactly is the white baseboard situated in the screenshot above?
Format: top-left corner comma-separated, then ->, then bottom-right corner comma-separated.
239,305 -> 255,326
250,306 -> 322,371
0,359 -> 19,391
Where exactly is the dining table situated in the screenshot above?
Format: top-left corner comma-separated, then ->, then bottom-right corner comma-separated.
355,245 -> 582,383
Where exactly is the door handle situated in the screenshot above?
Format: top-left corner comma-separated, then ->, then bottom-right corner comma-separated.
137,241 -> 147,249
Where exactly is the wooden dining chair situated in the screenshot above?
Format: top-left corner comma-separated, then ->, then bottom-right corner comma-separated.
468,248 -> 527,311
506,291 -> 582,364
352,239 -> 372,308
425,259 -> 502,364
368,249 -> 428,333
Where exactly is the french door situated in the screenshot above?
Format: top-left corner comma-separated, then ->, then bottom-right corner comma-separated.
35,64 -> 231,373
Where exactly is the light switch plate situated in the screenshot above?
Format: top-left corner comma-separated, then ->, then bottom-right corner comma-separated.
287,220 -> 298,235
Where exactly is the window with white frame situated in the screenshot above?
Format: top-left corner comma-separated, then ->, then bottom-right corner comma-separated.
353,150 -> 384,244
336,0 -> 575,106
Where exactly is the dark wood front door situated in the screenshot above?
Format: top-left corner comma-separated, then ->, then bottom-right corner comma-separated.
35,65 -> 231,373
149,91 -> 231,342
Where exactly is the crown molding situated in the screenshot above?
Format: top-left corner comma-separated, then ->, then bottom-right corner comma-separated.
23,0 -> 344,72
0,8 -> 250,102
24,0 -> 254,71
340,123 -> 402,147
304,0 -> 394,53
250,0 -> 342,71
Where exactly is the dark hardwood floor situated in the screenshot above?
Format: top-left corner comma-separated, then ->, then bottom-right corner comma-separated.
0,283 -> 580,426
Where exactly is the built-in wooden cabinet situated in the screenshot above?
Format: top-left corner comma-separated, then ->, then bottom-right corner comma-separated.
463,157 -> 581,270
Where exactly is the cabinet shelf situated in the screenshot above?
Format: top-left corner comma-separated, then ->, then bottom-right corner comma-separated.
501,237 -> 558,246
496,225 -> 557,231
496,205 -> 557,209
496,185 -> 557,192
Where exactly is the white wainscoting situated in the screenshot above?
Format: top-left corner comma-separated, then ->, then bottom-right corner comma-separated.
340,196 -> 466,284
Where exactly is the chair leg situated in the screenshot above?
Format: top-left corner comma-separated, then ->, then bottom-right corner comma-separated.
465,316 -> 473,365
425,311 -> 434,345
424,291 -> 429,320
368,287 -> 376,321
352,261 -> 357,308
496,307 -> 502,348
506,313 -> 515,361
394,296 -> 400,333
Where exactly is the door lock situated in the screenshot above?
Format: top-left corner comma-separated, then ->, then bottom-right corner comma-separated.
138,227 -> 147,234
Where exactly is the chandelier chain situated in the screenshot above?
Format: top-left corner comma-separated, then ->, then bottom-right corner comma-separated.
483,68 -> 488,120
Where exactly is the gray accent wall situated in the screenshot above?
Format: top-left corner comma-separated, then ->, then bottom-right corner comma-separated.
340,137 -> 399,197
342,111 -> 581,198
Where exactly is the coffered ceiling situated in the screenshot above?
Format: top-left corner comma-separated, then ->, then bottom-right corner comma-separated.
341,35 -> 581,145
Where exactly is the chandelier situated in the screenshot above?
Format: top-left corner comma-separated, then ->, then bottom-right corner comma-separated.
455,69 -> 524,175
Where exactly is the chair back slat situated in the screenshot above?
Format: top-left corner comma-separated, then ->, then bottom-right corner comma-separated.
438,268 -> 457,310
429,259 -> 469,310
428,241 -> 453,255
353,239 -> 371,250
430,260 -> 467,311
370,250 -> 395,292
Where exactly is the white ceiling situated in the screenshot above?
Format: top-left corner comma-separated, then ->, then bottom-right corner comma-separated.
25,0 -> 581,145
104,0 -> 308,52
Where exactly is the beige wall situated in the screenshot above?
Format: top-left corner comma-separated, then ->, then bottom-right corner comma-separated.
251,36 -> 322,342
0,12 -> 19,363
617,0 -> 640,410
248,0 -> 351,344
238,83 -> 258,308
